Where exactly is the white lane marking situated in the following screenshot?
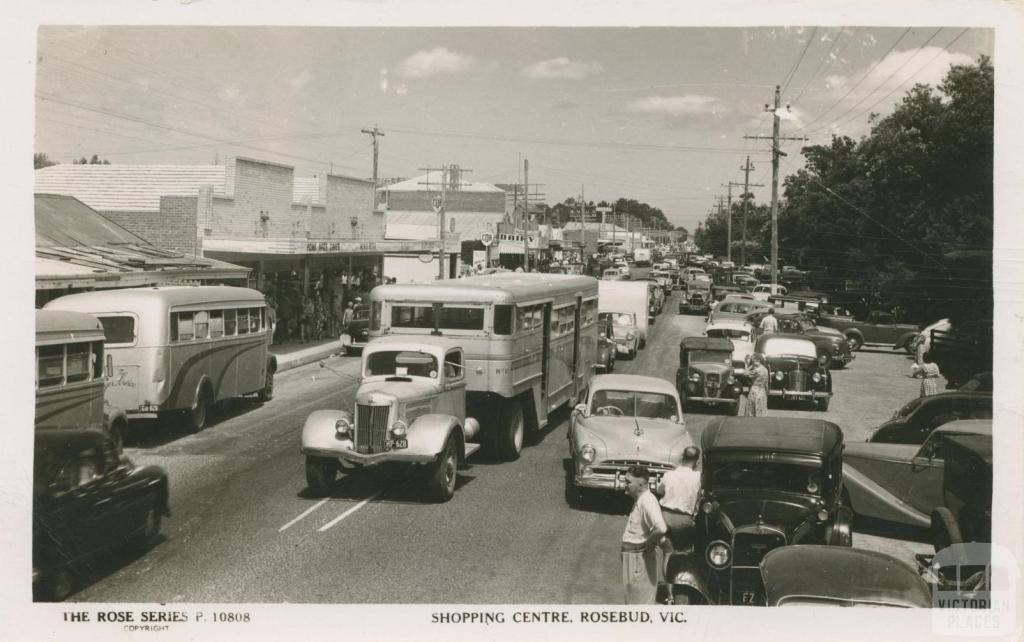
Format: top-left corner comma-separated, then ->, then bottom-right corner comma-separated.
317,489 -> 385,532
279,498 -> 329,532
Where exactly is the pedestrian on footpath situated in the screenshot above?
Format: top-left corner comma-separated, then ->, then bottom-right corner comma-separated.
759,307 -> 779,334
341,301 -> 354,333
266,297 -> 277,346
300,294 -> 314,343
620,465 -> 668,605
743,353 -> 770,416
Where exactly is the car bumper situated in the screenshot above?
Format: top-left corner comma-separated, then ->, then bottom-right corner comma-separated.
575,466 -> 664,491
832,353 -> 855,364
767,390 -> 832,400
301,445 -> 435,465
686,395 -> 740,405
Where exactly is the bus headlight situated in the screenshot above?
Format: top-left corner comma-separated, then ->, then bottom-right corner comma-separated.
706,541 -> 731,569
390,420 -> 407,438
580,444 -> 596,463
626,332 -> 635,341
335,418 -> 352,439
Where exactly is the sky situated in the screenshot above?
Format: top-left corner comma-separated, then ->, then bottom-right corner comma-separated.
34,25 -> 993,234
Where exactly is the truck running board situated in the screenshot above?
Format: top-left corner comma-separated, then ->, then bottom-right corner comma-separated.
464,443 -> 482,458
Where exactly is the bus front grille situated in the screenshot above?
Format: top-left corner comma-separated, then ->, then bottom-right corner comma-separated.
356,404 -> 390,454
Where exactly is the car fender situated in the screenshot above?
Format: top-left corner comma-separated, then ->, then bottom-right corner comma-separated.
843,328 -> 864,342
301,409 -> 353,453
841,464 -> 930,528
893,331 -> 917,351
405,414 -> 465,460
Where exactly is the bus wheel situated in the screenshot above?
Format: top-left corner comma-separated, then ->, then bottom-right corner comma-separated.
496,400 -> 524,461
257,368 -> 275,402
187,386 -> 212,433
109,419 -> 126,453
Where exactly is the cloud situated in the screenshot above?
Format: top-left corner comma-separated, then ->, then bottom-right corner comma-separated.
396,47 -> 476,78
521,57 -> 603,80
395,83 -> 408,96
290,70 -> 313,93
625,95 -> 719,117
822,47 -> 974,109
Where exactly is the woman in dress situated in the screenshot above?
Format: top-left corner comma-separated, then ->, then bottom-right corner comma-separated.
744,353 -> 770,417
918,352 -> 941,397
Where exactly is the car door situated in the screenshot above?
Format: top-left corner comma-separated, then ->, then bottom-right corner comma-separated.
905,432 -> 947,516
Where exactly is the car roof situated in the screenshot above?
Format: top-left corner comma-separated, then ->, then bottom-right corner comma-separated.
591,374 -> 678,396
943,432 -> 992,465
702,417 -> 843,457
761,545 -> 932,607
680,336 -> 734,352
934,418 -> 993,437
36,309 -> 105,342
754,333 -> 817,349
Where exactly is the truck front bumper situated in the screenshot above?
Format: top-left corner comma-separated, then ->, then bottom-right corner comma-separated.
301,446 -> 435,465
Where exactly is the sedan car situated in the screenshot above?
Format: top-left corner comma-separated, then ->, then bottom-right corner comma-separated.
704,319 -> 756,372
755,334 -> 832,410
567,375 -> 693,503
706,300 -> 772,325
340,304 -> 371,355
843,419 -> 992,531
775,313 -> 854,368
33,429 -> 170,601
760,546 -> 933,608
869,392 -> 992,445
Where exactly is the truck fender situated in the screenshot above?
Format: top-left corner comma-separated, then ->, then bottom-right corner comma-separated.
841,464 -> 930,529
406,414 -> 465,460
893,331 -> 917,351
301,409 -> 353,453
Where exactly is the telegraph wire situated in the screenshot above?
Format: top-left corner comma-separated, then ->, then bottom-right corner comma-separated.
780,27 -> 819,94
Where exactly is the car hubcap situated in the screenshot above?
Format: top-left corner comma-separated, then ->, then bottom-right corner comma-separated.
444,453 -> 456,490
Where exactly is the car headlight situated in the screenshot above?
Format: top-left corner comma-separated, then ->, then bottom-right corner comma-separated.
335,417 -> 352,438
706,540 -> 731,569
689,372 -> 701,382
774,370 -> 784,381
807,476 -> 820,493
626,332 -> 635,340
817,508 -> 830,521
580,444 -> 596,463
390,420 -> 407,438
812,372 -> 821,383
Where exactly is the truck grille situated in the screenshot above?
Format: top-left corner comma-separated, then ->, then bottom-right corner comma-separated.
704,373 -> 720,396
355,404 -> 390,454
787,370 -> 807,392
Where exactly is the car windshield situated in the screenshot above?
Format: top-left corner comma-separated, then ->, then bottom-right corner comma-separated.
688,350 -> 731,364
590,390 -> 678,420
708,461 -> 821,495
353,308 -> 370,321
707,328 -> 750,340
364,350 -> 438,378
761,337 -> 817,359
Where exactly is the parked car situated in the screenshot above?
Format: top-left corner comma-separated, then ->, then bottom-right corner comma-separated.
751,284 -> 787,301
595,319 -> 617,373
340,304 -> 371,355
774,313 -> 854,368
599,312 -> 640,358
301,336 -> 482,502
755,334 -> 833,410
816,310 -> 920,352
691,417 -> 851,605
33,429 -> 170,601
868,392 -> 992,445
676,337 -> 742,414
958,371 -> 992,393
843,419 -> 992,531
703,319 -> 756,373
760,546 -> 933,608
567,375 -> 693,504
707,299 -> 772,325
602,268 -> 624,281
731,273 -> 759,289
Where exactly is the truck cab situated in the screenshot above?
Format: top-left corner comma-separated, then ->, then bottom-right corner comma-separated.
301,336 -> 481,502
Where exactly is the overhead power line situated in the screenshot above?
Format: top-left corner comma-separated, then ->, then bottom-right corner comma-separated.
781,27 -> 819,94
790,27 -> 853,105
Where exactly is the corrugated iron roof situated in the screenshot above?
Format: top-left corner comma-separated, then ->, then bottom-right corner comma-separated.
36,193 -> 151,247
35,164 -> 227,212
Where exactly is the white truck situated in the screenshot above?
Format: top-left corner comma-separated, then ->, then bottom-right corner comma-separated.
598,280 -> 651,356
633,247 -> 652,267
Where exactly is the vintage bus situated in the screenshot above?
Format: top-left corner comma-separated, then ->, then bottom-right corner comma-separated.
35,309 -> 108,434
368,273 -> 600,460
45,286 -> 276,432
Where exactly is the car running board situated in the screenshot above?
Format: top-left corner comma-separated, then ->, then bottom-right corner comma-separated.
465,443 -> 482,458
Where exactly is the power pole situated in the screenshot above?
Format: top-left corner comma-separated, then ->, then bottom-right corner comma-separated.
523,159 -> 530,271
738,156 -> 764,268
745,86 -> 807,287
361,126 -> 385,185
419,165 -> 458,280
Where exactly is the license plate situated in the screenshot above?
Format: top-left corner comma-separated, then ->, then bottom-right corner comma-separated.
385,439 -> 408,449
740,591 -> 757,605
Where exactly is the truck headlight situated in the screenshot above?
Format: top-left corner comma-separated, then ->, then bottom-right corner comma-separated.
818,355 -> 828,366
706,540 -> 731,569
626,332 -> 635,340
390,420 -> 407,438
812,372 -> 821,383
689,372 -> 701,382
580,444 -> 596,463
335,418 -> 352,439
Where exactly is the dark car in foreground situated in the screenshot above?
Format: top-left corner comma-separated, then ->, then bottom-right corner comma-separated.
33,429 -> 170,601
761,546 -> 933,608
755,334 -> 833,410
688,417 -> 851,605
869,391 -> 992,445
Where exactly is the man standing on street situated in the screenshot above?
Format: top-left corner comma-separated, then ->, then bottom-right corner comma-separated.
341,301 -> 355,333
621,465 -> 667,604
759,307 -> 779,334
656,447 -> 701,551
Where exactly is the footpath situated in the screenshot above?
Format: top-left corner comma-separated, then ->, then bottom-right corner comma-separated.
269,337 -> 346,373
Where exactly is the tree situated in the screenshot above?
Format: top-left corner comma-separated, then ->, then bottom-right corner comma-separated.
73,154 -> 111,165
34,153 -> 57,169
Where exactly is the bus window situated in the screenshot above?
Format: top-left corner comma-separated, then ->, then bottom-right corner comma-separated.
493,305 -> 514,335
392,305 -> 434,329
194,311 -> 210,340
210,310 -> 224,338
582,300 -> 597,325
224,309 -> 237,336
439,307 -> 484,330
371,302 -> 381,331
249,308 -> 261,333
38,345 -> 64,388
65,343 -> 91,383
237,309 -> 250,334
175,312 -> 195,341
98,316 -> 135,344
92,341 -> 103,379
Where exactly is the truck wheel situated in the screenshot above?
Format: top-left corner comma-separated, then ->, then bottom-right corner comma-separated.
845,333 -> 863,351
109,418 -> 126,453
426,437 -> 458,502
257,367 -> 275,402
495,400 -> 524,461
305,456 -> 337,497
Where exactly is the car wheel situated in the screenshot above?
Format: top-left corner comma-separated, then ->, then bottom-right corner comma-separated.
816,397 -> 830,411
845,334 -> 863,351
305,456 -> 337,497
187,385 -> 213,433
47,565 -> 77,602
628,347 -> 637,359
640,337 -> 646,349
495,400 -> 524,461
257,367 -> 275,402
426,437 -> 458,502
931,507 -> 964,553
